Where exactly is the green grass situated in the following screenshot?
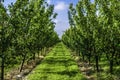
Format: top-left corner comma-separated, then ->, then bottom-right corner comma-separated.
27,43 -> 86,80
88,55 -> 120,80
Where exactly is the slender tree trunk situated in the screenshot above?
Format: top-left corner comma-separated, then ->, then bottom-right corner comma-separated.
110,59 -> 113,74
94,45 -> 99,72
38,51 -> 40,57
109,44 -> 115,74
33,53 -> 35,60
82,53 -> 85,61
88,49 -> 91,65
1,55 -> 4,80
20,54 -> 26,72
1,15 -> 5,80
95,55 -> 99,72
88,55 -> 91,65
78,49 -> 80,56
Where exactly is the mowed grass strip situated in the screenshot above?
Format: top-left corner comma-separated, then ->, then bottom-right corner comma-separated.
27,43 -> 86,80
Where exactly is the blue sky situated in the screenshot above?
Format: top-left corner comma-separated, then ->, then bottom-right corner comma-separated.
48,0 -> 79,37
3,0 -> 79,37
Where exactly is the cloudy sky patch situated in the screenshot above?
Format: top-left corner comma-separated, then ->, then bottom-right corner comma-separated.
55,2 -> 68,11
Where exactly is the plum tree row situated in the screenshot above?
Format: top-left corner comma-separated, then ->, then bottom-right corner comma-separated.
62,0 -> 120,74
0,0 -> 59,80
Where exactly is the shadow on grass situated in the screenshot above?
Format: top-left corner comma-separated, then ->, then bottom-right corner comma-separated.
42,57 -> 76,66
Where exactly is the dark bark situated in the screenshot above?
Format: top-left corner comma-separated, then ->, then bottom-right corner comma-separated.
1,55 -> 4,80
94,45 -> 99,72
109,43 -> 115,74
95,55 -> 99,72
110,59 -> 113,74
82,53 -> 85,61
88,55 -> 91,65
78,50 -> 80,56
88,49 -> 91,65
33,53 -> 35,60
20,54 -> 26,72
38,51 -> 40,57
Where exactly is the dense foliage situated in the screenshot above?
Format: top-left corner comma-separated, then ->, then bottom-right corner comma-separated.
62,0 -> 120,75
0,0 -> 59,79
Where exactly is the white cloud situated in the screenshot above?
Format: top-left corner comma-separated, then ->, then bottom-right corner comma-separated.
53,19 -> 58,24
47,0 -> 51,4
55,2 -> 68,11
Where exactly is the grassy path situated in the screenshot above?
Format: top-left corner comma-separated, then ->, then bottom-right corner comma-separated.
26,43 -> 86,80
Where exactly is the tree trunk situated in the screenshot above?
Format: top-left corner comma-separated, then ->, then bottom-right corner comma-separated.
95,55 -> 99,72
110,59 -> 113,74
78,50 -> 80,56
38,51 -> 40,57
20,54 -> 26,72
88,47 -> 92,65
1,55 -> 4,80
88,55 -> 91,65
109,44 -> 115,74
88,49 -> 91,65
33,53 -> 35,60
82,53 -> 85,61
